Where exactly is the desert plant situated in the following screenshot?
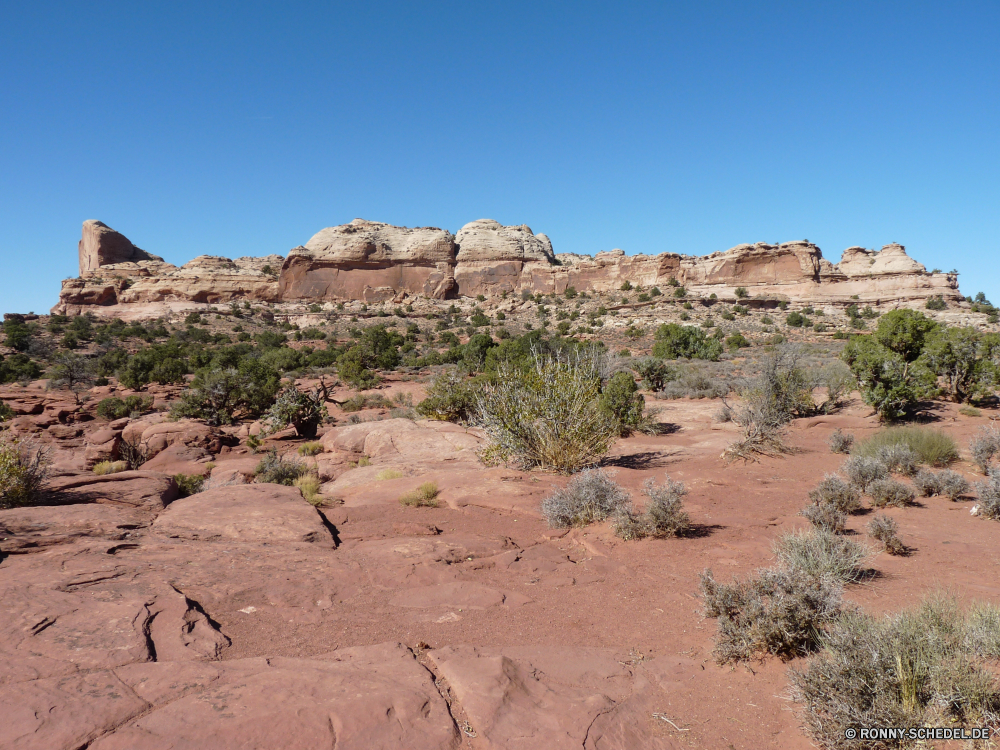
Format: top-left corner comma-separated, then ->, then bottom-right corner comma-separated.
913,469 -> 941,497
416,369 -> 481,423
868,477 -> 916,508
970,424 -> 1000,474
935,469 -> 971,500
293,473 -> 323,505
261,385 -> 328,439
171,360 -> 280,426
853,427 -> 958,467
614,475 -> 691,539
633,358 -> 673,391
842,455 -> 889,492
773,529 -> 871,583
399,481 -> 439,507
700,567 -> 842,663
118,434 -> 150,470
598,371 -> 646,436
874,444 -> 919,476
801,502 -> 846,533
173,473 -> 204,497
651,323 -> 722,361
0,437 -> 49,509
254,450 -> 307,486
867,513 -> 906,555
959,405 -> 982,417
808,475 -> 862,514
297,441 -> 323,456
828,429 -> 854,454
790,597 -> 1000,750
476,352 -> 619,472
93,460 -> 128,475
95,394 -> 154,421
973,470 -> 1000,521
375,468 -> 404,481
541,469 -> 631,528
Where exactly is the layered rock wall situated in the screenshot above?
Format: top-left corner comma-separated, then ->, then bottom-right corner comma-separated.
53,219 -> 964,315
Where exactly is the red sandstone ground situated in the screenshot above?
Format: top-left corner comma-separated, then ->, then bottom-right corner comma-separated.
2,373 -> 998,749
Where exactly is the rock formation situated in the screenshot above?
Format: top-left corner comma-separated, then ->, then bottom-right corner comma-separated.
53,219 -> 964,316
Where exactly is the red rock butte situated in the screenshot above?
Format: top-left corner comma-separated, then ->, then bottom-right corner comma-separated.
54,218 -> 963,316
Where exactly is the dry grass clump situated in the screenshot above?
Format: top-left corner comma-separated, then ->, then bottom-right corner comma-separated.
773,529 -> 872,584
254,450 -> 307,486
399,481 -> 440,507
375,468 -> 405,481
873,444 -> 919,476
700,567 -> 843,663
655,364 -> 730,400
809,475 -> 862,513
293,473 -> 323,506
93,460 -> 128,475
854,426 -> 958,467
541,469 -> 631,528
970,424 -> 1000,474
341,393 -> 392,412
828,429 -> 854,454
973,470 -> 1000,521
842,456 -> 889,493
613,475 -> 691,539
868,478 -> 916,508
790,597 -> 1000,750
801,502 -> 846,533
173,473 -> 205,498
867,514 -> 906,555
0,437 -> 49,509
477,354 -> 619,473
297,441 -> 323,456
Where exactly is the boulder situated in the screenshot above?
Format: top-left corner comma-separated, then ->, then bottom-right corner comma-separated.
151,484 -> 334,545
78,220 -> 163,276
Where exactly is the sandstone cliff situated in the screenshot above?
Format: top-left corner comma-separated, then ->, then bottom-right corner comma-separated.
53,219 -> 963,315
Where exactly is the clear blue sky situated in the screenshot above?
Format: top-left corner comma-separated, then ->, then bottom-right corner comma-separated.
1,1 -> 998,313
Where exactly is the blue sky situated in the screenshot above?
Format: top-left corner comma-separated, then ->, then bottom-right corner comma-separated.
1,0 -> 998,313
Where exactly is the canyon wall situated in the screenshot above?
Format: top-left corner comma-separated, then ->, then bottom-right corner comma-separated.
52,219 -> 963,316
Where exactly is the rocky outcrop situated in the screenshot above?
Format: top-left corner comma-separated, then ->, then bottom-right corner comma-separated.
279,219 -> 458,302
79,220 -> 164,276
54,219 -> 964,315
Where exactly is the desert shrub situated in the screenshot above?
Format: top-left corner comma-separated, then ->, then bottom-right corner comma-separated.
773,529 -> 871,583
416,369 -> 481,423
341,392 -> 392,412
828,429 -> 854,454
399,481 -> 439,507
935,469 -> 970,500
973,470 -> 1000,521
970,424 -> 1000,474
613,475 -> 690,539
476,353 -> 619,472
790,597 -> 1000,750
95,395 -> 155,421
293,473 -> 322,505
873,444 -> 919,476
171,360 -> 280,426
375,468 -> 404,481
598,371 -> 645,436
118,434 -> 149,470
656,364 -> 729,399
959,405 -> 982,417
842,333 -> 933,420
808,474 -> 862,514
261,385 -> 328,438
868,477 -> 916,508
842,455 -> 889,492
918,326 -> 1000,403
541,469 -> 631,528
0,401 -> 13,422
700,567 -> 842,663
913,469 -> 941,496
254,450 -> 307,485
297,441 -> 323,456
723,348 -> 814,460
801,502 -> 846,533
633,357 -> 673,391
92,460 -> 128,475
725,332 -> 750,351
173,473 -> 204,497
854,427 -> 958,467
0,437 -> 49,509
651,323 -> 722,361
866,514 -> 906,555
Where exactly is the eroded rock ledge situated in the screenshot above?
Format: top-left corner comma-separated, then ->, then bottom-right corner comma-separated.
53,218 -> 962,315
